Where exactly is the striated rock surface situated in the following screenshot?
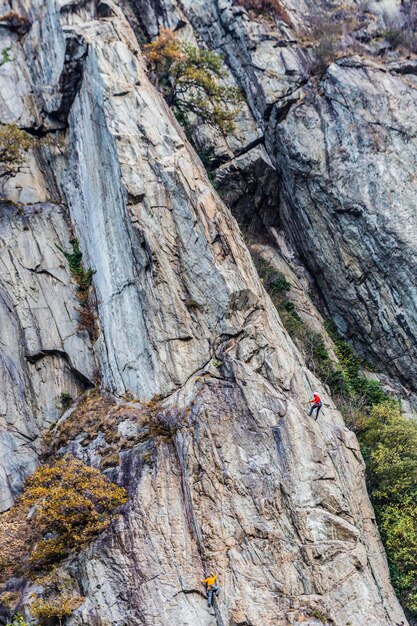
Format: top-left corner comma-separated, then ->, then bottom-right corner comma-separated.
0,203 -> 94,510
0,0 -> 413,625
269,58 -> 417,393
137,0 -> 417,392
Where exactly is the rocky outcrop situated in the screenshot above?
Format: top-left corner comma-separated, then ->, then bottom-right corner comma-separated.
0,203 -> 94,510
136,0 -> 417,393
269,57 -> 417,393
67,375 -> 406,626
0,0 -> 412,624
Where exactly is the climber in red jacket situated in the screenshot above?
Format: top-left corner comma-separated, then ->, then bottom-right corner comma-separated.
309,392 -> 322,420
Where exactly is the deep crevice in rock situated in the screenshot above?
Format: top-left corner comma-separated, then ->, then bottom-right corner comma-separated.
25,349 -> 94,389
48,34 -> 89,127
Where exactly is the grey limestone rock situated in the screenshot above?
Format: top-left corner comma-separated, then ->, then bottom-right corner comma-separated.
0,0 -> 411,624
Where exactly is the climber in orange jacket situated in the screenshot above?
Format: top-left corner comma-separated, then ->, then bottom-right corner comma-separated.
309,391 -> 322,420
201,572 -> 220,607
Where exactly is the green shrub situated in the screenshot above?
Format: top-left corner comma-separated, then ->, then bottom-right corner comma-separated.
320,322 -> 416,616
143,29 -> 243,134
309,606 -> 328,623
253,256 -> 416,617
359,402 -> 417,616
60,392 -> 73,411
303,331 -> 337,384
324,321 -> 389,408
315,334 -> 417,617
352,377 -> 388,406
328,329 -> 361,379
251,252 -> 417,616
0,47 -> 11,65
251,253 -> 304,334
270,275 -> 291,296
58,239 -> 97,339
253,255 -> 290,294
58,238 -> 94,292
279,299 -> 303,334
253,255 -> 389,407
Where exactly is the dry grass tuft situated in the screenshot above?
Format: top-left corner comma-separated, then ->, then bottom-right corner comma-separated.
0,11 -> 31,34
234,0 -> 290,23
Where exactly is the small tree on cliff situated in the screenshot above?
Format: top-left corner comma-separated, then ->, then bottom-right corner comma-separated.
0,124 -> 33,180
143,29 -> 243,134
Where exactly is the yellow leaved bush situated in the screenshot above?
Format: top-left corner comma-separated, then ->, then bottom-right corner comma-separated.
0,455 -> 127,582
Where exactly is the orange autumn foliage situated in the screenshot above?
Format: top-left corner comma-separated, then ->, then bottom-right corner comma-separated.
0,456 -> 127,581
143,29 -> 243,133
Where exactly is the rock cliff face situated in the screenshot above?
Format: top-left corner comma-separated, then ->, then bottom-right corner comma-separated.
135,0 -> 417,392
270,58 -> 417,393
0,204 -> 94,510
0,0 -> 414,624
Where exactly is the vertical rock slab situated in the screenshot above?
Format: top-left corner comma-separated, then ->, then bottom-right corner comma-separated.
0,203 -> 94,510
268,59 -> 417,390
53,7 -> 273,399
